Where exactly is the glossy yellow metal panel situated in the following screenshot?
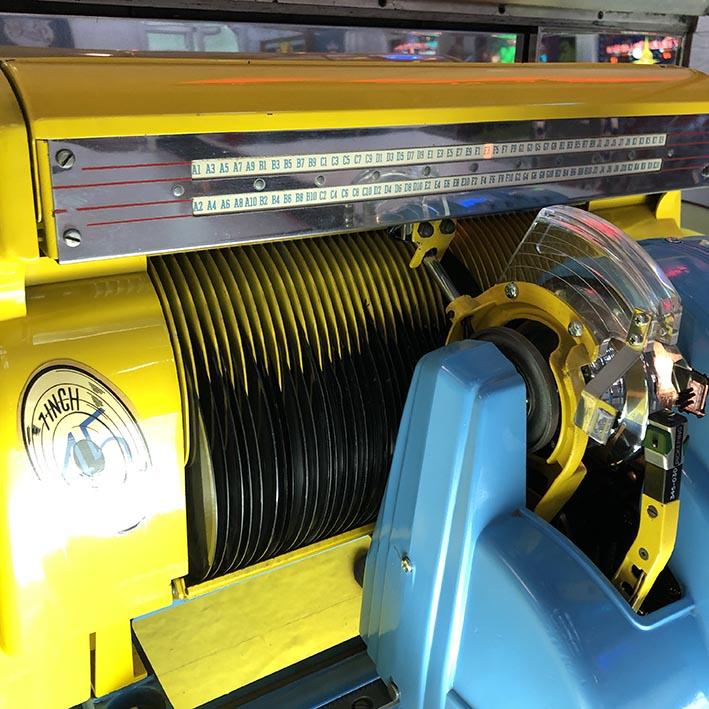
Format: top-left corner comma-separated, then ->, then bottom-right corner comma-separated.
0,70 -> 36,323
0,70 -> 36,261
0,258 -> 24,322
0,271 -> 187,708
590,191 -> 698,240
2,59 -> 708,141
134,531 -> 370,709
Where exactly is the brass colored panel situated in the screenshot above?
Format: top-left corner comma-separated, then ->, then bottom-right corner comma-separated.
134,533 -> 370,709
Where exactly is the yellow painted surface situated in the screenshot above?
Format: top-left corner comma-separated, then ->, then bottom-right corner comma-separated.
409,220 -> 455,268
134,534 -> 370,709
0,258 -> 25,321
0,70 -> 36,323
2,60 -> 708,140
0,272 -> 187,708
183,524 -> 373,599
24,254 -> 147,286
590,192 -> 698,240
0,70 -> 36,260
93,620 -> 143,699
447,283 -> 598,520
613,495 -> 680,612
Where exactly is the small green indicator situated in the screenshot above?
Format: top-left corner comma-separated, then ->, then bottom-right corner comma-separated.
644,427 -> 672,455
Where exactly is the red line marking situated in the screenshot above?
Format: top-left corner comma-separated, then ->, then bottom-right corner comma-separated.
666,140 -> 709,147
77,198 -> 192,212
661,165 -> 706,172
86,213 -> 193,228
55,177 -> 187,190
82,161 -> 192,171
666,154 -> 709,161
53,208 -> 68,215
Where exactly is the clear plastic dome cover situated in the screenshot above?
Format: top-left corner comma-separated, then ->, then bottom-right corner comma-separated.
500,205 -> 682,348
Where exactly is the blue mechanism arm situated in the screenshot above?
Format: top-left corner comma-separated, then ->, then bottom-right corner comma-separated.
361,258 -> 709,709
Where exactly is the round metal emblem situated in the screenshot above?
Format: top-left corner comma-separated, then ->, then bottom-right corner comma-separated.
21,364 -> 151,533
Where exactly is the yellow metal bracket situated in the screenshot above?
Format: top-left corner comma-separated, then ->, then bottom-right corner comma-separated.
613,494 -> 680,612
446,282 -> 597,520
445,294 -> 478,342
613,411 -> 686,611
409,219 -> 456,268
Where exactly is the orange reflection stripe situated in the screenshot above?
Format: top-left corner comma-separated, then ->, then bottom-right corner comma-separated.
181,75 -> 680,87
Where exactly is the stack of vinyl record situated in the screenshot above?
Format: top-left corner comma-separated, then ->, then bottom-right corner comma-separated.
449,210 -> 536,292
149,230 -> 447,583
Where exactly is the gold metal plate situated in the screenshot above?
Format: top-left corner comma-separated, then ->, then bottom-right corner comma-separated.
133,533 -> 370,708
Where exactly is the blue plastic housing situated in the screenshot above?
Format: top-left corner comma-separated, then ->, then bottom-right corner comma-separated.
361,239 -> 709,708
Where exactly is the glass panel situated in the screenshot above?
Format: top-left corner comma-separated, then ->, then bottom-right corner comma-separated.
537,31 -> 684,65
501,205 -> 682,346
0,13 -> 517,61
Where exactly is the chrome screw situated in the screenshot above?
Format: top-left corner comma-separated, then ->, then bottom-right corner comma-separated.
504,282 -> 518,300
634,313 -> 650,326
172,184 -> 185,197
253,178 -> 266,191
314,174 -> 326,187
568,320 -> 584,337
703,164 -> 709,179
62,228 -> 82,248
639,547 -> 649,561
55,148 -> 75,170
647,505 -> 658,519
400,555 -> 413,573
422,165 -> 432,177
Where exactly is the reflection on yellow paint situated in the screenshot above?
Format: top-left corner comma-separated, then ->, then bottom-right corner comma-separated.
0,273 -> 187,707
